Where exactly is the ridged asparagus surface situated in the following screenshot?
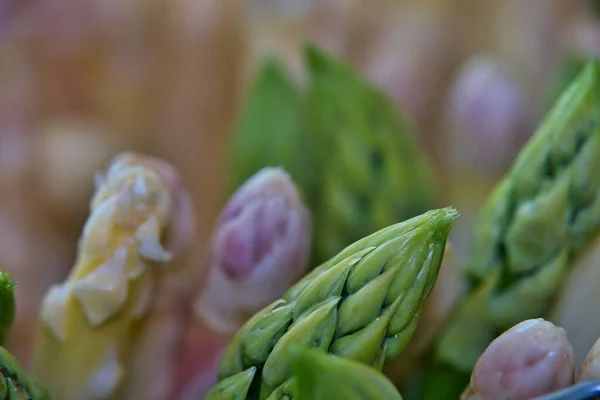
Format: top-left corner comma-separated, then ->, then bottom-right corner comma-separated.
430,59 -> 600,394
0,347 -> 49,400
291,348 -> 403,400
216,208 -> 457,399
305,44 -> 437,265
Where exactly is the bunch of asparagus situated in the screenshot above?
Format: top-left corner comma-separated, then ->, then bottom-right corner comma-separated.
4,144 -> 453,400
221,49 -> 600,399
4,151 -> 314,400
4,35 -> 600,400
415,58 -> 600,398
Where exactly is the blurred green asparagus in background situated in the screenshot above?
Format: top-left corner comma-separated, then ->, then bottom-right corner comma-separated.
423,59 -> 600,399
545,55 -> 589,112
214,207 -> 457,399
304,43 -> 437,265
230,43 -> 438,267
0,347 -> 50,400
291,348 -> 403,400
0,272 -> 15,346
230,58 -> 319,210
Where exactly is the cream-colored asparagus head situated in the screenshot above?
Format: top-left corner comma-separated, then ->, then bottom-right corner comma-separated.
32,151 -> 195,400
462,319 -> 574,400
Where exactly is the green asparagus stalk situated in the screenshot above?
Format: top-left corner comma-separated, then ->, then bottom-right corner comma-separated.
230,57 -> 319,209
216,207 -> 457,399
291,348 -> 403,400
304,43 -> 438,265
427,59 -> 600,398
0,347 -> 49,400
0,271 -> 49,399
0,272 -> 15,346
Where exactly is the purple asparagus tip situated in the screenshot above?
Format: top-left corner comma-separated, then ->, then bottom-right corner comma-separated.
214,167 -> 310,281
195,167 -> 312,333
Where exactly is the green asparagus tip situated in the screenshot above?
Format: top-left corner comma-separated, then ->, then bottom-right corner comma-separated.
216,206 -> 458,398
397,207 -> 459,241
431,206 -> 459,233
0,271 -> 16,346
203,367 -> 257,400
0,272 -> 16,291
302,41 -> 351,76
0,346 -> 50,399
260,56 -> 288,76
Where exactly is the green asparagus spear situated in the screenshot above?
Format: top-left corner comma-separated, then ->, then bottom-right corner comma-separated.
230,57 -> 319,209
304,43 -> 437,266
545,55 -> 589,112
0,270 -> 49,399
291,348 -> 403,400
216,207 -> 457,399
428,59 -> 600,398
0,347 -> 50,400
203,367 -> 257,400
0,272 -> 15,346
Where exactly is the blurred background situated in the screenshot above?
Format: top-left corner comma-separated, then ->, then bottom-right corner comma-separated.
0,0 -> 598,368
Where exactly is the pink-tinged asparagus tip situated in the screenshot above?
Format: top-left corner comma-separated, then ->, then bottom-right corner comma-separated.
462,319 -> 575,400
448,55 -> 534,172
194,167 -> 312,334
215,167 -> 310,281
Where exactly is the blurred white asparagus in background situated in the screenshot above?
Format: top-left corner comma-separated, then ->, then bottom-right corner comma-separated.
171,167 -> 312,400
31,152 -> 196,400
443,54 -> 536,258
578,335 -> 600,382
461,319 -> 575,400
447,55 -> 534,175
550,232 -> 600,368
